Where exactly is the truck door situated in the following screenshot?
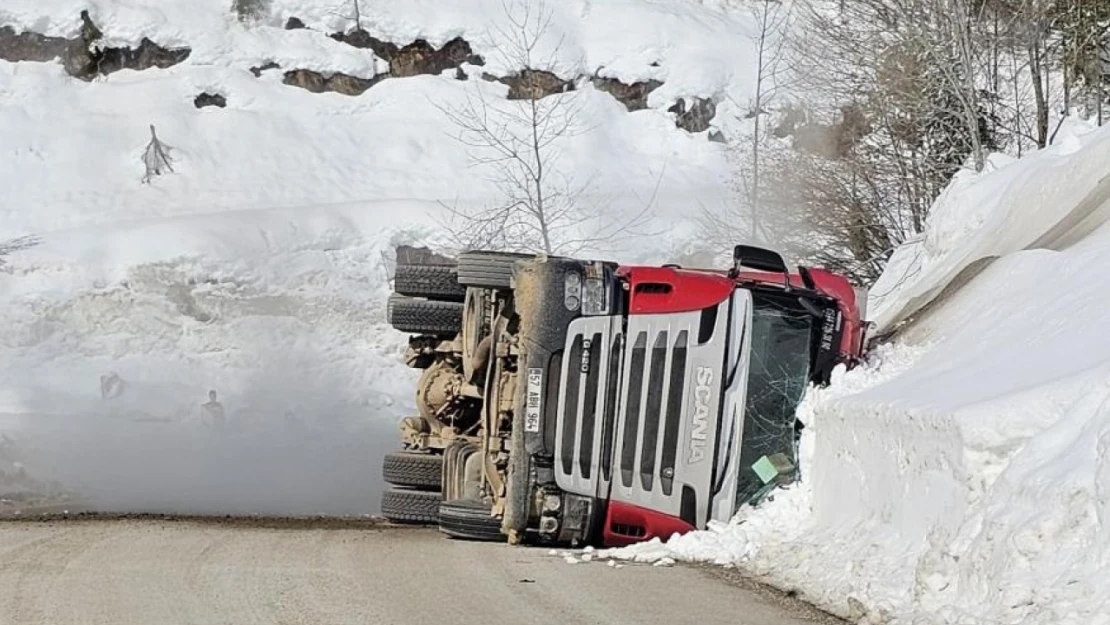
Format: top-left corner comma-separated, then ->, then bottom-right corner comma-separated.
601,291 -> 744,537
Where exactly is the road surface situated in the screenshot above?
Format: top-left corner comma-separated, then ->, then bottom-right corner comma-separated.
0,518 -> 840,625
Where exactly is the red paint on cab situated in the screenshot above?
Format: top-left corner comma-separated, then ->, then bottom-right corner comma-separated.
602,501 -> 697,547
620,266 -> 733,315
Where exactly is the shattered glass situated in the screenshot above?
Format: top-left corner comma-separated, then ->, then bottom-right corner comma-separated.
734,295 -> 814,509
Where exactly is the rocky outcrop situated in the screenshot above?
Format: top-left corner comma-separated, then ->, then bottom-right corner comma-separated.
249,61 -> 280,77
0,27 -> 72,64
290,30 -> 483,95
3,13 -> 718,136
498,69 -> 574,100
668,97 -> 716,133
329,29 -> 395,62
282,69 -> 383,96
0,11 -> 190,80
295,23 -> 719,134
91,37 -> 192,77
194,92 -> 227,108
331,30 -> 483,77
591,77 -> 661,111
392,37 -> 483,78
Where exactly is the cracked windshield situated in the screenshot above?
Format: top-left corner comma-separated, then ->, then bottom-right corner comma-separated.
734,295 -> 814,509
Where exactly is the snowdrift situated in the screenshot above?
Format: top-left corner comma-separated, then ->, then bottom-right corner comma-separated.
607,121 -> 1110,625
870,119 -> 1110,334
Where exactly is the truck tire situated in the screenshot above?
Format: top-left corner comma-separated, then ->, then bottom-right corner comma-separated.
387,294 -> 463,336
380,487 -> 441,524
382,451 -> 442,490
394,264 -> 466,302
457,251 -> 533,289
438,499 -> 506,542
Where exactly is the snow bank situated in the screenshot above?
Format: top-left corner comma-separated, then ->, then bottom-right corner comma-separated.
608,123 -> 1110,625
870,119 -> 1110,334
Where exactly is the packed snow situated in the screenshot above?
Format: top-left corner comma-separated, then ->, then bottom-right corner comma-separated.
604,120 -> 1110,625
0,0 -> 762,514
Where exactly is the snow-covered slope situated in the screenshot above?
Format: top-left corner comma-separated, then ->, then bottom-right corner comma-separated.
0,1 -> 761,514
605,121 -> 1110,625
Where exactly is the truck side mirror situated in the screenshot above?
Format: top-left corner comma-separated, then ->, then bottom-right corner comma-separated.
732,245 -> 791,289
732,245 -> 788,274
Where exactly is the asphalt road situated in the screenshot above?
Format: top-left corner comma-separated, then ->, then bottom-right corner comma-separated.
0,518 -> 841,625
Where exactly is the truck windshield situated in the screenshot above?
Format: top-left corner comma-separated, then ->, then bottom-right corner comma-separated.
733,293 -> 814,510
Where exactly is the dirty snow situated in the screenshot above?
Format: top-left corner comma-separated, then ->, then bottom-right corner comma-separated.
605,120 -> 1110,625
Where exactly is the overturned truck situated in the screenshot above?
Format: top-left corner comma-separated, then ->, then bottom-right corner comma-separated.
380,246 -> 867,547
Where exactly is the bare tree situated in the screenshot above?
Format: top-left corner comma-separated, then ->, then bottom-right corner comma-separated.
351,0 -> 362,31
746,0 -> 793,237
924,0 -> 990,171
728,0 -> 1007,280
1051,0 -> 1110,124
697,0 -> 1105,282
436,0 -> 648,255
141,124 -> 174,184
693,0 -> 792,264
331,0 -> 363,31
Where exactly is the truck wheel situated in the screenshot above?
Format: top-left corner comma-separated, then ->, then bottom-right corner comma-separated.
380,487 -> 441,524
461,288 -> 491,383
387,294 -> 463,336
394,264 -> 466,302
382,451 -> 443,490
457,251 -> 533,289
438,499 -> 506,542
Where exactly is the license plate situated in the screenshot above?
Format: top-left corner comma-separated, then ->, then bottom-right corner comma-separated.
525,367 -> 542,432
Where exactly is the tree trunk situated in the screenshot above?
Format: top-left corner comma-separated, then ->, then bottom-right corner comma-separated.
1029,39 -> 1049,148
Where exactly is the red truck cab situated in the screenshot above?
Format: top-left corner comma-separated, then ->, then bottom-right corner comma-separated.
381,245 -> 868,547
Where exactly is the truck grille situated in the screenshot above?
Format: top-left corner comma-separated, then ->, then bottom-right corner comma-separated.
554,316 -> 622,497
554,304 -> 726,529
620,331 -> 689,494
560,333 -> 603,478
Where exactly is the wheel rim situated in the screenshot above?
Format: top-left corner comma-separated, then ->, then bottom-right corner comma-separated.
461,288 -> 487,382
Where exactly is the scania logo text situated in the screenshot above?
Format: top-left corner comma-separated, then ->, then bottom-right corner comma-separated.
688,366 -> 713,463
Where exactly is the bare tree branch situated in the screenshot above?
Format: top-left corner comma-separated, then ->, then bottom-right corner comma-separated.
432,0 -> 650,255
